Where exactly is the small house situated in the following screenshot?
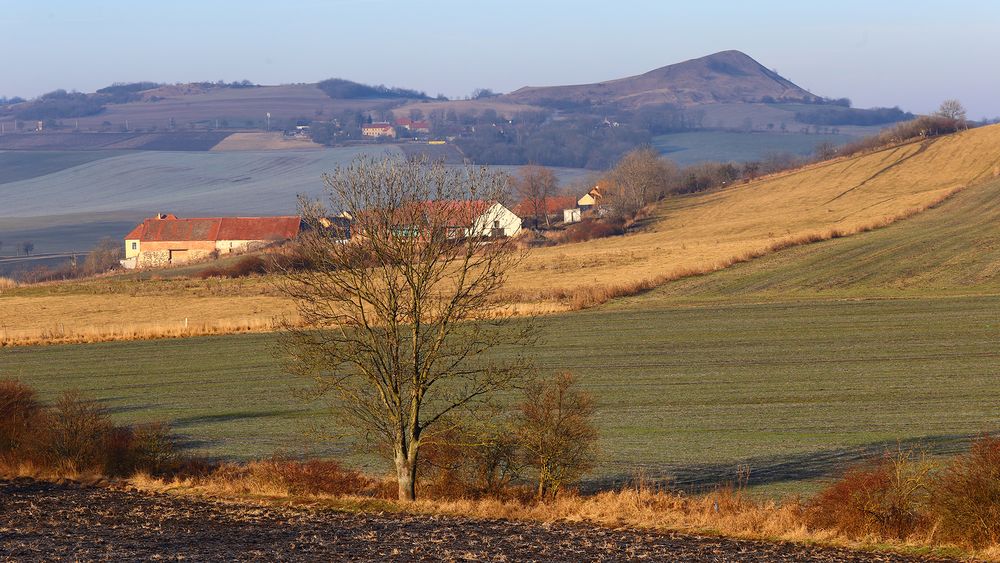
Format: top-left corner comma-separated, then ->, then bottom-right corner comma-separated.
361,122 -> 396,138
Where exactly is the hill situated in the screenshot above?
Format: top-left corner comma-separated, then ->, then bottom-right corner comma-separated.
504,50 -> 817,109
0,83 -> 403,132
647,173 -> 1000,300
510,124 -> 1000,301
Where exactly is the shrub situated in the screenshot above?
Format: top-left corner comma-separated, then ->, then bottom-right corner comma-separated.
517,372 -> 599,500
930,435 -> 1000,547
41,391 -> 115,473
809,450 -> 934,540
418,421 -> 523,499
209,457 -> 380,497
557,219 -> 625,244
105,422 -> 177,477
197,255 -> 268,279
0,379 -> 43,456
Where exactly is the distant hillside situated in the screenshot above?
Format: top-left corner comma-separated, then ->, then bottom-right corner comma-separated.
504,50 -> 817,109
510,124 -> 1000,299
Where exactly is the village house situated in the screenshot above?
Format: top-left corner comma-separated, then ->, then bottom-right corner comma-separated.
361,122 -> 396,138
353,201 -> 522,241
577,185 -> 604,211
513,195 -> 578,228
122,214 -> 302,269
395,117 -> 431,134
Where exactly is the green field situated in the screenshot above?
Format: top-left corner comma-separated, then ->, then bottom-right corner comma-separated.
653,130 -> 856,165
3,295 -> 998,493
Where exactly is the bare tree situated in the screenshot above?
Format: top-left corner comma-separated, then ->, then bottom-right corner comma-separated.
278,156 -> 535,501
514,165 -> 558,228
935,99 -> 967,122
606,147 -> 678,219
517,372 -> 598,500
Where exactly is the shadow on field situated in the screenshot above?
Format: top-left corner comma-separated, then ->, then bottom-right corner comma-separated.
581,432 -> 992,494
171,409 -> 304,428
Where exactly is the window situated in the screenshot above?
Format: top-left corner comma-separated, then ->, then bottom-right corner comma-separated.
494,220 -> 501,229
131,242 -> 137,250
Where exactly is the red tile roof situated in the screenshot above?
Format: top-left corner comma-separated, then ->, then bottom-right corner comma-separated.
125,216 -> 301,242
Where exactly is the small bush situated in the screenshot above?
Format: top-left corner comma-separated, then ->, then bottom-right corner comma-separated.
0,379 -> 43,455
418,422 -> 523,500
209,457 -> 381,497
930,435 -> 1000,547
557,219 -> 625,244
197,255 -> 268,279
41,391 -> 115,473
105,422 -> 177,477
809,450 -> 934,540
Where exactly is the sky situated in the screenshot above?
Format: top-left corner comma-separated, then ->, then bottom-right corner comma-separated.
1,0 -> 998,118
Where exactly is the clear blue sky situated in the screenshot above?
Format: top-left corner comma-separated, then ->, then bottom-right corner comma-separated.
2,0 -> 997,117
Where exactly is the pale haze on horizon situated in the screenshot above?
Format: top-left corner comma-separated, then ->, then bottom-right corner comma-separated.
2,0 -> 998,118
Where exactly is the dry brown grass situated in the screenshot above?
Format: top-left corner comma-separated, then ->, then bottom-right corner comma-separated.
210,131 -> 321,151
0,313 -> 296,347
510,124 -> 1000,300
128,471 -> 989,560
0,276 -> 17,293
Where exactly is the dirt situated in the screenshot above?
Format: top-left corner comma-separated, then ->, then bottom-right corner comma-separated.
0,479 -> 952,562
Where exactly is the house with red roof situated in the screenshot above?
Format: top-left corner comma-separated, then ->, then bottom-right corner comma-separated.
122,214 -> 301,268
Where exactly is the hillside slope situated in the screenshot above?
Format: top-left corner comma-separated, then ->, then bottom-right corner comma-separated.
505,50 -> 815,108
4,126 -> 1000,344
510,124 -> 1000,300
648,175 -> 1000,300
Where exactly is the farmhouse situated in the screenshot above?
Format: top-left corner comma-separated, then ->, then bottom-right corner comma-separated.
395,118 -> 431,133
577,185 -> 603,210
122,214 -> 301,269
354,201 -> 522,240
361,122 -> 396,138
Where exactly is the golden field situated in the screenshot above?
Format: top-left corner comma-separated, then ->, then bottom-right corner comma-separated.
511,124 -> 1000,297
3,124 -> 1000,345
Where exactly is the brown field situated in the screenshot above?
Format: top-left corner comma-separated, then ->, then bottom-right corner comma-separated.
3,125 -> 999,345
0,478 -> 960,561
210,131 -> 323,151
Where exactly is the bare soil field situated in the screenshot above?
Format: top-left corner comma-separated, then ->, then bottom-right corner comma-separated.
0,479 -> 948,562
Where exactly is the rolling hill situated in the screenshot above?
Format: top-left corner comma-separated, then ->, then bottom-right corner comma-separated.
4,125 -> 1000,345
647,173 -> 1000,300
504,50 -> 817,108
511,123 -> 1000,300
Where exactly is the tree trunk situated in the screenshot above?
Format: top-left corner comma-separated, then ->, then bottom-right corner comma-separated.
395,448 -> 418,502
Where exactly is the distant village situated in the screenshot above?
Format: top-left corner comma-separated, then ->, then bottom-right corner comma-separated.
119,185 -> 606,269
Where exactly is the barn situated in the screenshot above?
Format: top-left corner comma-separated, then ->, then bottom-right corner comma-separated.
122,214 -> 301,269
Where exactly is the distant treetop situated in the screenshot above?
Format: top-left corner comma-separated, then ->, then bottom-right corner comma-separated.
317,78 -> 429,100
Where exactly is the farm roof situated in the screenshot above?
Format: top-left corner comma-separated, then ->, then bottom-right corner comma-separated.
125,216 -> 301,242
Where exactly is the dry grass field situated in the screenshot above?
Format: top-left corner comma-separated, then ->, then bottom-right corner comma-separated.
3,125 -> 999,345
510,124 -> 1000,300
210,131 -> 322,151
